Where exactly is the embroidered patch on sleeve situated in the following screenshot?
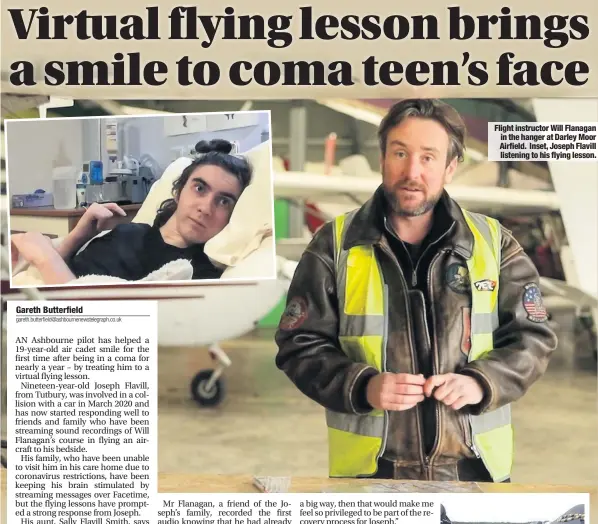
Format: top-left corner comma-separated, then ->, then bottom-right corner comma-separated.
522,282 -> 548,323
279,297 -> 308,330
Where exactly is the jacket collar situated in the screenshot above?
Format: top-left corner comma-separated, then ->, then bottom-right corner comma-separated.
343,185 -> 475,258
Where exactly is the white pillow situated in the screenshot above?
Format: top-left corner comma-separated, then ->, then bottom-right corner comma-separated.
220,236 -> 276,280
204,140 -> 274,268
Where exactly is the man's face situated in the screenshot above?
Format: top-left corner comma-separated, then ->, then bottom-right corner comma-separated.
174,165 -> 242,245
381,116 -> 458,217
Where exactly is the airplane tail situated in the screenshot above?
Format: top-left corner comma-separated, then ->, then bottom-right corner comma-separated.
440,504 -> 452,524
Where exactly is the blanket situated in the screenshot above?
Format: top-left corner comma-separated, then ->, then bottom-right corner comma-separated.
11,257 -> 194,287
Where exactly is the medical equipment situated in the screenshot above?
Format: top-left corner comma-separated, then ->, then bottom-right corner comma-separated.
84,184 -> 104,205
52,166 -> 78,209
76,171 -> 87,207
105,121 -> 119,163
103,158 -> 141,203
80,160 -> 104,205
127,173 -> 150,203
11,190 -> 53,208
103,156 -> 153,204
83,160 -> 104,185
100,173 -> 128,203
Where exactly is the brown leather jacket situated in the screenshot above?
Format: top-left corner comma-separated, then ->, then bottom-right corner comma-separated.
275,188 -> 557,481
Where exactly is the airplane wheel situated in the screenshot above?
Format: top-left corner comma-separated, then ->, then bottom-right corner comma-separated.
190,370 -> 224,407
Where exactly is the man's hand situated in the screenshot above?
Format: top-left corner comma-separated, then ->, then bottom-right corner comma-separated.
366,372 -> 426,411
74,202 -> 126,238
423,373 -> 484,410
11,232 -> 56,266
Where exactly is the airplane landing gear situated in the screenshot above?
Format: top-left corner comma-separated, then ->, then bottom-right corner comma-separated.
190,343 -> 231,407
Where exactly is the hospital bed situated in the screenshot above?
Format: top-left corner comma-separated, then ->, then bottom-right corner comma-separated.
3,139 -> 280,407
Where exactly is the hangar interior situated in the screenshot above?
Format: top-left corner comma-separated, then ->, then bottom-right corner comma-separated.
0,96 -> 596,487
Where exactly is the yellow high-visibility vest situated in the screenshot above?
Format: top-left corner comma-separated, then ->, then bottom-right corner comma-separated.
328,208 -> 513,482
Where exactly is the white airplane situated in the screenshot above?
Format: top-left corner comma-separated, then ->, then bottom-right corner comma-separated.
548,504 -> 585,524
1,96 -> 596,410
441,503 -> 585,524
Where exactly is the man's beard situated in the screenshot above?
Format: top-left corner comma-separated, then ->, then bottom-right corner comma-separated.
382,181 -> 442,217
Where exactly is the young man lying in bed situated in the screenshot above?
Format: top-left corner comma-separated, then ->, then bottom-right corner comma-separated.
10,139 -> 253,285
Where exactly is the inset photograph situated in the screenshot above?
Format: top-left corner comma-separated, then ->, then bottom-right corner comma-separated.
440,502 -> 586,524
5,110 -> 275,287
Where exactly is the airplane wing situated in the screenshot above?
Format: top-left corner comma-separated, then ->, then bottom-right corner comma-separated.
273,170 -> 560,215
1,94 -> 50,119
273,168 -> 561,262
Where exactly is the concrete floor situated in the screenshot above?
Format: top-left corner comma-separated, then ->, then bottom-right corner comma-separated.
158,326 -> 598,487
1,315 -> 595,489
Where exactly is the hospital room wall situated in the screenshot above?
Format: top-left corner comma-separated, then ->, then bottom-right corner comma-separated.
168,111 -> 270,153
88,114 -> 270,176
5,118 -> 84,196
5,102 -> 355,196
5,112 -> 270,191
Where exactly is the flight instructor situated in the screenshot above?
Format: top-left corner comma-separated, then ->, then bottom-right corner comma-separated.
274,98 -> 557,483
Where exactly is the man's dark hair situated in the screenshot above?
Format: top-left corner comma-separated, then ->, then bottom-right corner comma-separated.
377,99 -> 466,165
153,139 -> 253,229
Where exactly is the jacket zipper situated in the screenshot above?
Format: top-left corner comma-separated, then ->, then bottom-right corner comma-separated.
374,282 -> 391,472
404,225 -> 455,479
412,249 -> 432,479
377,243 -> 425,474
380,221 -> 457,479
423,249 -> 445,475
